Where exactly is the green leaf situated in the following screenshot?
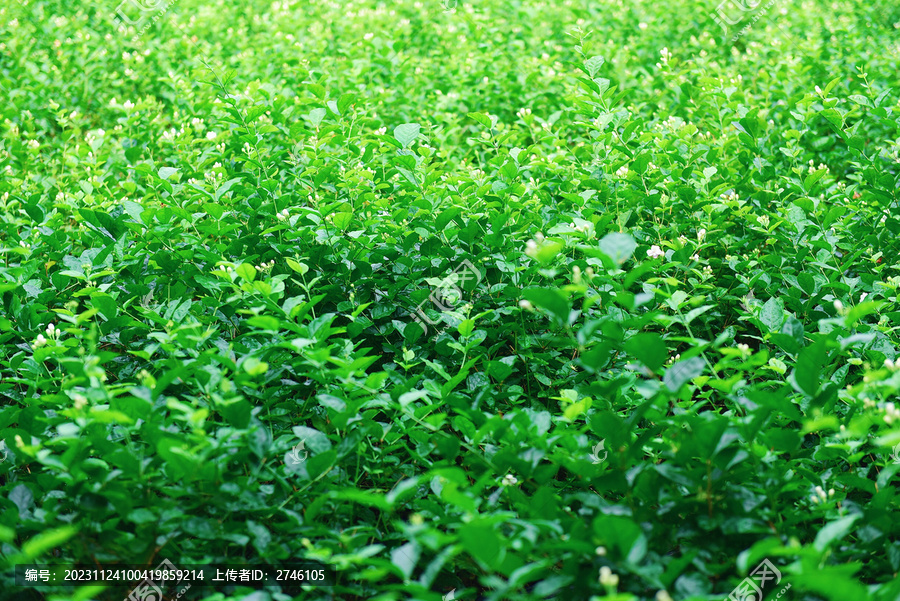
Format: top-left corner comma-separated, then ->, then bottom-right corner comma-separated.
393,123 -> 421,148
592,515 -> 647,564
457,318 -> 474,338
583,55 -> 605,78
664,356 -> 705,392
459,521 -> 504,569
331,211 -> 353,230
820,108 -> 845,130
791,564 -> 870,601
814,514 -> 860,552
247,520 -> 272,554
21,526 -> 78,561
9,484 -> 33,515
791,337 -> 826,397
390,542 -> 420,579
598,232 -> 637,265
236,263 -> 256,282
307,108 -> 327,126
242,356 -> 269,376
158,166 -> 179,180
291,426 -> 332,454
523,288 -> 571,326
531,239 -> 563,264
487,358 -> 515,381
759,297 -> 785,333
467,112 -> 492,129
286,258 -> 309,275
847,94 -> 872,107
217,397 -> 252,428
156,439 -> 200,480
803,168 -> 827,191
625,333 -> 667,371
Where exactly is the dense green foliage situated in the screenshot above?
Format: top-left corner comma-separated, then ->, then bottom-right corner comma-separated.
1,0 -> 900,600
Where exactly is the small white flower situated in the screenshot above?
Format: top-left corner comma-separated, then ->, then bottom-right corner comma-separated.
502,474 -> 518,486
519,299 -> 533,310
814,486 -> 829,503
32,334 -> 48,349
206,131 -> 217,140
886,403 -> 900,424
697,228 -> 706,241
595,546 -> 607,556
599,566 -> 619,587
647,245 -> 664,259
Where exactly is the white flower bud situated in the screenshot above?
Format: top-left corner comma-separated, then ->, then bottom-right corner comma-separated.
599,566 -> 619,587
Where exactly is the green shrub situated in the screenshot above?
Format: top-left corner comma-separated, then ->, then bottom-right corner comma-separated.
0,1 -> 899,600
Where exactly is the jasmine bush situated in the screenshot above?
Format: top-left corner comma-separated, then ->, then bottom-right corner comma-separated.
1,1 -> 899,600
